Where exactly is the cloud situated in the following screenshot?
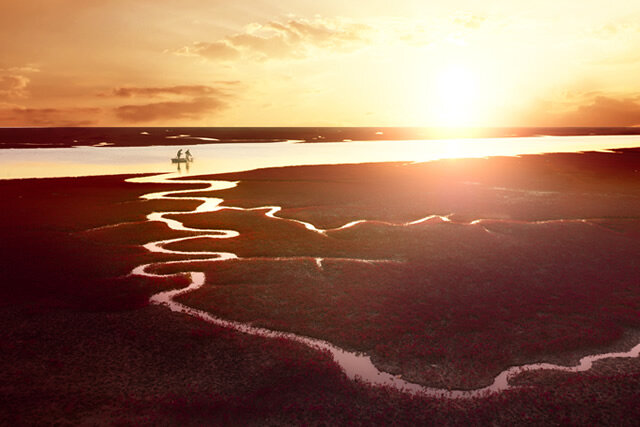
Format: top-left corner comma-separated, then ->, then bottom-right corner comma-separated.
114,97 -> 226,122
176,17 -> 374,61
453,13 -> 486,29
108,85 -> 228,98
0,106 -> 100,126
175,41 -> 240,61
0,65 -> 40,74
591,22 -> 640,38
175,14 -> 495,62
556,96 -> 640,127
524,93 -> 640,127
109,82 -> 238,123
0,74 -> 30,98
0,66 -> 39,99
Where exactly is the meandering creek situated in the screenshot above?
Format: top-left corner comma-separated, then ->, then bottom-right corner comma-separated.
128,172 -> 640,399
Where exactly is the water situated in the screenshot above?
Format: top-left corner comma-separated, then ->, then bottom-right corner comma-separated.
2,134 -> 640,179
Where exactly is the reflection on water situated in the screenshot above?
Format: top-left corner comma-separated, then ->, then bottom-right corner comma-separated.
175,159 -> 190,174
1,135 -> 640,179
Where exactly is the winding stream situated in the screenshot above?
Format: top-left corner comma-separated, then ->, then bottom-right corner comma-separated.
128,172 -> 640,399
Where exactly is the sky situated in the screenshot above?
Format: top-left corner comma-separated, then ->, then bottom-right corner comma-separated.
1,0 -> 640,127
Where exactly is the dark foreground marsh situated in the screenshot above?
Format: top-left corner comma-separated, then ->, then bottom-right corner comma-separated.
1,149 -> 640,424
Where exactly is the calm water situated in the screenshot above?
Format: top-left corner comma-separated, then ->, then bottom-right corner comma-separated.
1,134 -> 640,179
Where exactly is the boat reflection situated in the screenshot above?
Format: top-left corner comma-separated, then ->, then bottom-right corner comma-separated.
175,159 -> 190,174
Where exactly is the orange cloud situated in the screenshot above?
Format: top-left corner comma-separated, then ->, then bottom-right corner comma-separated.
176,17 -> 373,61
453,14 -> 486,29
0,75 -> 30,98
0,106 -> 100,126
591,21 -> 640,38
523,94 -> 640,127
175,41 -> 241,61
2,65 -> 40,73
557,96 -> 640,127
114,97 -> 226,123
109,85 -> 229,98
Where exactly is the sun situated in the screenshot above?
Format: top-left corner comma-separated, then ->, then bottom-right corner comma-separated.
431,64 -> 479,127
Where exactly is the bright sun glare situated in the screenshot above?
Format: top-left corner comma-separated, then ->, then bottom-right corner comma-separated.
432,65 -> 478,126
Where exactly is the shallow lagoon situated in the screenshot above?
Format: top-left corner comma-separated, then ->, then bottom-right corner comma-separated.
2,134 -> 640,179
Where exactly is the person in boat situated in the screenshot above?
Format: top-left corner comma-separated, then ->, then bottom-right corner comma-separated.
176,149 -> 183,159
185,149 -> 192,161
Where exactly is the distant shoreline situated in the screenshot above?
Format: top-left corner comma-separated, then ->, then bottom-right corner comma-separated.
2,126 -> 640,149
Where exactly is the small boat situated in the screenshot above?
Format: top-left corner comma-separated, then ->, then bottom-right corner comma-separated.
171,157 -> 193,164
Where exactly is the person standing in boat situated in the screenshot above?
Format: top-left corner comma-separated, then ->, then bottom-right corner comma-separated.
185,149 -> 192,162
176,149 -> 183,159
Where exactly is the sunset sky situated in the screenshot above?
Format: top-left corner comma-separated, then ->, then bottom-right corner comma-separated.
1,0 -> 640,127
